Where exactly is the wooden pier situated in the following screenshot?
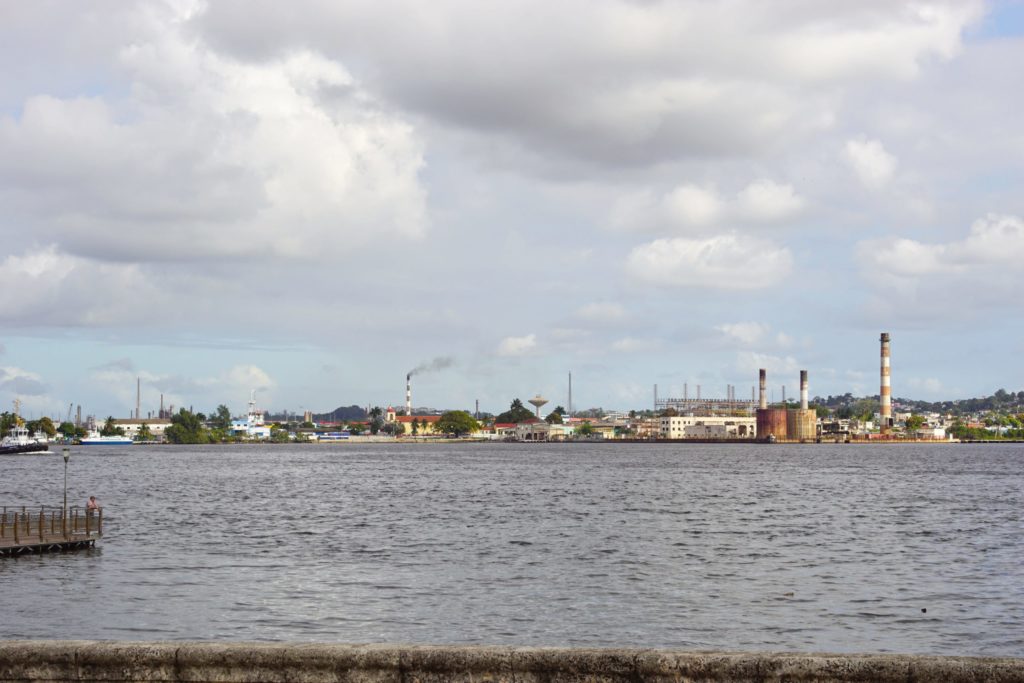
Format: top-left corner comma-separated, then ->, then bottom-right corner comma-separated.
0,506 -> 102,557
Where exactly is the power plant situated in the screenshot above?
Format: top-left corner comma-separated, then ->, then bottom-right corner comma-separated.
755,368 -> 788,441
755,368 -> 815,442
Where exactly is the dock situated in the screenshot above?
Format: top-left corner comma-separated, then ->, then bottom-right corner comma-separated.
0,506 -> 102,556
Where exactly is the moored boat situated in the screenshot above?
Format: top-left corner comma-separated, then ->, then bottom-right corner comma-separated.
0,424 -> 49,455
79,432 -> 134,445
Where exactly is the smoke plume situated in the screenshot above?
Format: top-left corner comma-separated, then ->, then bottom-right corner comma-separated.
408,356 -> 454,377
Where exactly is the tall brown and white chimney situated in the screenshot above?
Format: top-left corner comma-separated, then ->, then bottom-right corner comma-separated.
800,370 -> 808,410
880,332 -> 892,433
406,374 -> 412,416
759,369 -> 767,410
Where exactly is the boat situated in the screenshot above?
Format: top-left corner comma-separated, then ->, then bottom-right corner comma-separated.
79,432 -> 134,445
317,431 -> 351,441
0,424 -> 50,455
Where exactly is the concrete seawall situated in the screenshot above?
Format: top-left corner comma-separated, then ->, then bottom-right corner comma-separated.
2,642 -> 1023,683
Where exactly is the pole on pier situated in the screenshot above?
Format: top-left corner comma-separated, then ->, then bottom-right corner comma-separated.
62,448 -> 70,539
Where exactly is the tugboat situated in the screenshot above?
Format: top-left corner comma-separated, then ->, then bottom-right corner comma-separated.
0,423 -> 49,455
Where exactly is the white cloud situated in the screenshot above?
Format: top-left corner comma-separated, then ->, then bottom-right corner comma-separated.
843,137 -> 898,190
0,366 -> 48,396
663,185 -> 724,227
860,213 -> 1024,278
0,5 -> 428,263
610,337 -> 661,353
90,361 -> 276,417
188,1 -> 982,167
717,322 -> 769,346
907,376 -> 944,395
736,179 -> 804,221
612,179 -> 803,233
625,234 -> 793,289
576,302 -> 628,323
497,334 -> 537,357
734,352 -> 800,378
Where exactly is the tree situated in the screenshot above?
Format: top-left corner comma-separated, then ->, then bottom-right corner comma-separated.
27,416 -> 57,438
381,421 -> 406,435
100,416 -> 125,436
545,411 -> 563,424
411,418 -> 420,435
211,404 -> 232,431
574,422 -> 595,437
435,411 -> 480,437
368,406 -> 384,435
57,421 -> 77,439
164,408 -> 211,444
136,423 -> 154,442
494,399 -> 535,423
904,414 -> 925,433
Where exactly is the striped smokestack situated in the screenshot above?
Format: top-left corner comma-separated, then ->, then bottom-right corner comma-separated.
759,369 -> 767,409
800,370 -> 808,410
406,374 -> 412,416
880,332 -> 891,433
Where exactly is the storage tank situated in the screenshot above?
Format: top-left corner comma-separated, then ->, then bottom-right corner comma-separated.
787,409 -> 817,442
757,408 -> 788,440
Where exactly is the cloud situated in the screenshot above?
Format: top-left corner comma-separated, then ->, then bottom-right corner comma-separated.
612,179 -> 803,234
575,302 -> 628,323
860,213 -> 1024,279
843,137 -> 898,190
610,337 -> 661,353
735,180 -> 805,221
734,352 -> 800,379
497,334 -> 537,357
87,361 -> 275,416
663,185 -> 724,227
625,234 -> 793,289
190,1 -> 982,168
0,366 -> 48,396
0,4 -> 428,264
717,322 -> 770,346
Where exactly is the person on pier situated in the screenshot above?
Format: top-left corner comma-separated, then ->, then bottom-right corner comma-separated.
86,496 -> 100,515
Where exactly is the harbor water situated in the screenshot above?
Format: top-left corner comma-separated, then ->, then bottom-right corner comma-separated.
0,442 -> 1021,655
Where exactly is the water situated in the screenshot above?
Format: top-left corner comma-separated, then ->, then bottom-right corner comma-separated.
0,442 -> 1021,655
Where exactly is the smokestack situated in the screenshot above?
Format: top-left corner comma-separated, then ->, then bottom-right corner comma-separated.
406,374 -> 412,416
759,369 -> 767,409
880,332 -> 892,433
800,370 -> 808,410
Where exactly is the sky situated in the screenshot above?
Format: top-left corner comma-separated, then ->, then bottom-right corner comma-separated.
2,0 -> 1024,420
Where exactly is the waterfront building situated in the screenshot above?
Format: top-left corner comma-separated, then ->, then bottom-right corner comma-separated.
659,415 -> 756,439
112,418 -> 172,441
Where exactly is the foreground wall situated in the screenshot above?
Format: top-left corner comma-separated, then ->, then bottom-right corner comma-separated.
1,642 -> 1022,683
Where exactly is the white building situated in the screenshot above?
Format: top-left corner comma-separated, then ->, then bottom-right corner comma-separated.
660,415 -> 756,439
112,419 -> 172,440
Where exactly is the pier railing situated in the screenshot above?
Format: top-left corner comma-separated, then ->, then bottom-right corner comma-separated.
0,505 -> 103,549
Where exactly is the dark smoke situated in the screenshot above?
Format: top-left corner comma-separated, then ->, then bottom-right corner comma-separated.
408,356 -> 455,377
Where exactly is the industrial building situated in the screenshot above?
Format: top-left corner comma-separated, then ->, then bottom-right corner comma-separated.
660,415 -> 756,439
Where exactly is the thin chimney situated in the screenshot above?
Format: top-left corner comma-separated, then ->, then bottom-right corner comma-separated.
800,370 -> 809,410
880,332 -> 892,433
759,369 -> 767,410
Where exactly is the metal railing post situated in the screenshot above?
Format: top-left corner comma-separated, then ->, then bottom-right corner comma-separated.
13,513 -> 19,545
98,508 -> 103,536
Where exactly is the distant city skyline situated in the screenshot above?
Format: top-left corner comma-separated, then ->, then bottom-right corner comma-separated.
2,1 -> 1023,418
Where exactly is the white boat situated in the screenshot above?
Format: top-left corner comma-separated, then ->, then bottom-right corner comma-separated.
79,432 -> 134,445
0,424 -> 49,455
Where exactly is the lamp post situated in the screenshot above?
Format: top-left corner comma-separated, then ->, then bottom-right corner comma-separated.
62,447 -> 70,538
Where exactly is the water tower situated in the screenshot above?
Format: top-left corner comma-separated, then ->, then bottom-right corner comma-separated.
528,395 -> 548,419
